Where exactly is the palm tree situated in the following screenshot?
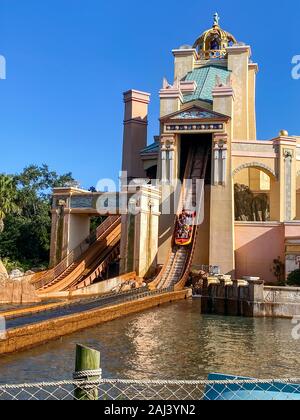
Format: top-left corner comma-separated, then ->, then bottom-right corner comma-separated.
0,174 -> 19,233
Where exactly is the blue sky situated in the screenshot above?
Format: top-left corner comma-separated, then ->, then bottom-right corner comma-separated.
0,0 -> 299,188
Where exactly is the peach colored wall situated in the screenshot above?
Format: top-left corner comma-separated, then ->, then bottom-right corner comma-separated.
235,223 -> 285,283
284,223 -> 300,238
297,192 -> 300,219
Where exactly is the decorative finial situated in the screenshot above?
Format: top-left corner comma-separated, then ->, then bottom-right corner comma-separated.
279,129 -> 289,137
213,12 -> 220,26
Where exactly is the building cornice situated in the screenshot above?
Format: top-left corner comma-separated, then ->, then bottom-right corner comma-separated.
273,136 -> 297,146
212,86 -> 235,99
172,48 -> 198,60
232,140 -> 274,145
249,62 -> 259,73
53,187 -> 90,195
227,45 -> 252,56
124,118 -> 148,126
123,90 -> 151,105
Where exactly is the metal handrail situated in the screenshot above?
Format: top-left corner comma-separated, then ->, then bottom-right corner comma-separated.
74,285 -> 174,307
54,216 -> 120,277
199,50 -> 227,60
71,242 -> 121,291
33,216 -> 121,290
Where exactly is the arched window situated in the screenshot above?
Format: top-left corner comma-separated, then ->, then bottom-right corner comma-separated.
233,166 -> 274,221
210,35 -> 220,50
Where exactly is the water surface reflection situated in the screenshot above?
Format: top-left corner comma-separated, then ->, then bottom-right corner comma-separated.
0,300 -> 299,384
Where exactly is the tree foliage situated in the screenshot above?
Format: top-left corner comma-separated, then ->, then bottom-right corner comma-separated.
287,269 -> 300,287
0,165 -> 75,271
0,175 -> 19,233
273,257 -> 286,285
234,183 -> 270,222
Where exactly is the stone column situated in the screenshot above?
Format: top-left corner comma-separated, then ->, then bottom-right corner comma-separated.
159,80 -> 183,118
244,277 -> 265,317
212,136 -> 228,186
120,186 -> 161,278
246,277 -> 264,303
284,149 -> 293,221
49,197 -> 68,267
248,63 -> 259,140
49,210 -> 60,267
209,132 -> 235,275
227,279 -> 240,316
169,150 -> 175,183
50,188 -> 92,266
213,146 -> 220,186
212,85 -> 235,118
221,147 -> 227,185
122,90 -> 151,181
120,198 -> 136,274
227,45 -> 251,140
160,134 -> 176,185
273,136 -> 297,221
161,150 -> 167,184
172,48 -> 198,83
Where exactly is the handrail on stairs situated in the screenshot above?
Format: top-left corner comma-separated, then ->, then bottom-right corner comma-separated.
32,216 -> 121,290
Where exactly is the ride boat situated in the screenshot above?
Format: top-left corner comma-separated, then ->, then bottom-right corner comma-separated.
175,211 -> 196,246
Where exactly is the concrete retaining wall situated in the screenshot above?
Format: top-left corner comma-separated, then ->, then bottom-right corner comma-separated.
201,278 -> 300,318
38,272 -> 137,300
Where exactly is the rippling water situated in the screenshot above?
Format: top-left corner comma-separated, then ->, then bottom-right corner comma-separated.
0,299 -> 299,384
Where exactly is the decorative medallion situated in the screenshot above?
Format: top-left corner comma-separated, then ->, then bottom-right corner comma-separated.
170,109 -> 221,120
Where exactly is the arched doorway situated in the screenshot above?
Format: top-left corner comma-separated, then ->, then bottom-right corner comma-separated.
233,164 -> 277,222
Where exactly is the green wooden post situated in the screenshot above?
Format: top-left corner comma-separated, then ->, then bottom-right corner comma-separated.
74,344 -> 101,401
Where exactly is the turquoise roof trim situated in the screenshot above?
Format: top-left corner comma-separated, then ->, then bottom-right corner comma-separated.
183,65 -> 231,103
140,142 -> 159,155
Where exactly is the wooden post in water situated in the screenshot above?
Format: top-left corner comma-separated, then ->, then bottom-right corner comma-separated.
74,344 -> 101,400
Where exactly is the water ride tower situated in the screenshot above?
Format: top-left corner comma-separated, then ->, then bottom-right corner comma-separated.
51,14 -> 300,284
122,13 -> 300,281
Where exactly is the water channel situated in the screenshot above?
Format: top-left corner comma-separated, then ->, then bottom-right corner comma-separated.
0,299 -> 299,384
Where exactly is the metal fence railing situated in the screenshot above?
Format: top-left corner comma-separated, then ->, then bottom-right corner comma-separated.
32,216 -> 121,290
86,285 -> 174,305
1,377 -> 300,400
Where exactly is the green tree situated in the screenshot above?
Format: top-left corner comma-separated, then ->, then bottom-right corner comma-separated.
234,183 -> 254,221
273,257 -> 285,285
0,165 -> 75,271
0,175 -> 19,233
287,269 -> 300,287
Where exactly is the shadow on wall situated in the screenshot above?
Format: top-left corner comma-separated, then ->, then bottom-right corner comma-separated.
235,224 -> 285,284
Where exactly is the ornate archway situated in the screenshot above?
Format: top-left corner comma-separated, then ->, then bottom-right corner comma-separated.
232,162 -> 277,180
233,162 -> 277,222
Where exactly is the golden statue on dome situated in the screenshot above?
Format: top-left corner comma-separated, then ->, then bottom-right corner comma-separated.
193,13 -> 237,59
